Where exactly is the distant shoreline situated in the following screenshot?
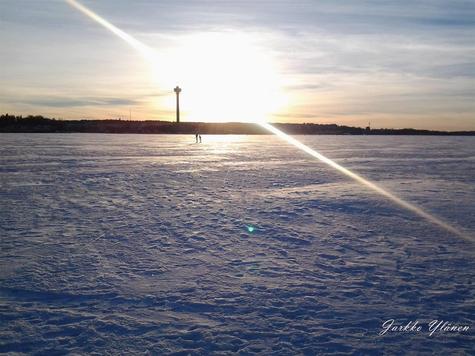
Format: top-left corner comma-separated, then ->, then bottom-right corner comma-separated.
1,114 -> 474,136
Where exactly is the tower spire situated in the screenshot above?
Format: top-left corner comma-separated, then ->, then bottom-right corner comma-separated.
174,86 -> 182,123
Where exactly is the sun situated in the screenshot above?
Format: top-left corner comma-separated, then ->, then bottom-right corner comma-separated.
152,32 -> 287,123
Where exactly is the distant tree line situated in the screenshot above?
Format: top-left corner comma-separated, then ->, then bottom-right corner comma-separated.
1,114 -> 473,135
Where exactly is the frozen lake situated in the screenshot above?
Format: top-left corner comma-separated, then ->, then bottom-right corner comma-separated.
1,133 -> 474,354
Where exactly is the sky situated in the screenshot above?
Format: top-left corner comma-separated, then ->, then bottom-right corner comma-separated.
1,0 -> 474,130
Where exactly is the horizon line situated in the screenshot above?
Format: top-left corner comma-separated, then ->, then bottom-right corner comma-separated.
2,113 -> 475,133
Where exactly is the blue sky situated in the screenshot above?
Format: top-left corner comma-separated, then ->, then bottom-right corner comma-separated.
1,0 -> 474,130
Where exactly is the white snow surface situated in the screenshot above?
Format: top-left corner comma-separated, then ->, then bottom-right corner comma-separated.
1,133 -> 474,354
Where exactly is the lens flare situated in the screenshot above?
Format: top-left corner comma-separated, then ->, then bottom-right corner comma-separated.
65,0 -> 472,243
259,123 -> 471,242
66,0 -> 157,62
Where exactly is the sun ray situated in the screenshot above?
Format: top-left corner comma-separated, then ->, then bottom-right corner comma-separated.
66,0 -> 157,61
259,122 -> 472,243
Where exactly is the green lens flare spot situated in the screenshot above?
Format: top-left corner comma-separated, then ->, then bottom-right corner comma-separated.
246,225 -> 255,233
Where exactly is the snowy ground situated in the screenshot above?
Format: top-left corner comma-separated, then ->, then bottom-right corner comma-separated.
1,133 -> 474,355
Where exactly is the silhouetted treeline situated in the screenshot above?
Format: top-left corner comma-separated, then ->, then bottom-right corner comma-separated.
1,114 -> 474,135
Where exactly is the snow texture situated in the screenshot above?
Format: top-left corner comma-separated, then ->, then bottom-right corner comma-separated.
1,133 -> 474,355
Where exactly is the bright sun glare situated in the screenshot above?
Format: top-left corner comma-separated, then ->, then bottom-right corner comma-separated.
65,0 -> 287,123
152,33 -> 287,123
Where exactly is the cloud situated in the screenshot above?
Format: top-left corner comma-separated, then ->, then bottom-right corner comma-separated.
7,96 -> 140,108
